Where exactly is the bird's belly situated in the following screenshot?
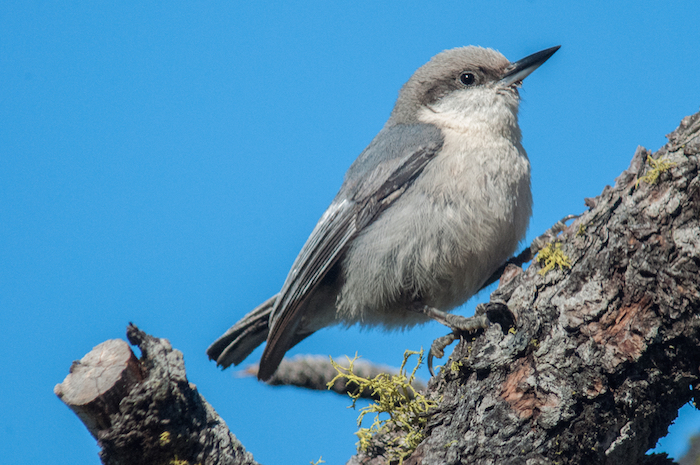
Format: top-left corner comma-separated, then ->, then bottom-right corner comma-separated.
337,140 -> 531,327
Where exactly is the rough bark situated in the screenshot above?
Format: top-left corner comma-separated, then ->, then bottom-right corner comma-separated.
57,111 -> 700,464
55,324 -> 258,465
350,111 -> 700,464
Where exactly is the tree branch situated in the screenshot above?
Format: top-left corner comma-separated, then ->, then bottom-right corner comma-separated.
55,324 -> 258,465
244,354 -> 427,399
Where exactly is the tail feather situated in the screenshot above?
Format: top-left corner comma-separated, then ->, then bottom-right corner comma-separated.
207,295 -> 277,368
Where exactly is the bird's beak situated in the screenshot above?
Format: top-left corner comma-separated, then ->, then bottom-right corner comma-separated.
500,45 -> 560,87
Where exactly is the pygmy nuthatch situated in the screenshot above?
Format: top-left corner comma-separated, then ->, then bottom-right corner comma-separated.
208,45 -> 560,381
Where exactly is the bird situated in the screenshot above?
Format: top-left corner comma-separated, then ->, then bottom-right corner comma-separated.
207,45 -> 560,381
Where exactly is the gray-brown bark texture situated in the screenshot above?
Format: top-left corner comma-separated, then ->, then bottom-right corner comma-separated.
55,324 -> 258,465
350,111 -> 700,464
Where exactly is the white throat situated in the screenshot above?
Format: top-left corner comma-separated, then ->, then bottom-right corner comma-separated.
417,86 -> 521,143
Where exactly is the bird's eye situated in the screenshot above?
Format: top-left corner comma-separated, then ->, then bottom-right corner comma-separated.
459,72 -> 476,86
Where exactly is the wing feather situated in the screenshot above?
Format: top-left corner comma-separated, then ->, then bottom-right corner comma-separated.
257,125 -> 443,380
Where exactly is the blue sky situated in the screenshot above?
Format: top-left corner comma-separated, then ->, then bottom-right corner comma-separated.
2,2 -> 700,464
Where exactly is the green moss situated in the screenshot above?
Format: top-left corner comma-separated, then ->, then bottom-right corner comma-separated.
636,154 -> 676,187
159,431 -> 171,446
536,242 -> 571,276
162,456 -> 199,465
450,360 -> 463,374
328,349 -> 438,463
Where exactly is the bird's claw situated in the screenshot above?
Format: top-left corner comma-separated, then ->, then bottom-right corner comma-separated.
427,313 -> 490,376
428,333 -> 457,376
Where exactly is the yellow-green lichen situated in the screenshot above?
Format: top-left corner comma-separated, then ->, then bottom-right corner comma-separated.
167,459 -> 191,465
159,431 -> 171,446
636,154 -> 676,187
310,457 -> 325,464
537,242 -> 571,276
327,349 -> 438,464
158,432 -> 202,465
162,457 -> 199,465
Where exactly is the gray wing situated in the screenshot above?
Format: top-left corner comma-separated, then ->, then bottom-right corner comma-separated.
257,123 -> 443,380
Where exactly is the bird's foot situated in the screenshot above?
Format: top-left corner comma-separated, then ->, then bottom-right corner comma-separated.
416,302 -> 515,376
413,304 -> 490,376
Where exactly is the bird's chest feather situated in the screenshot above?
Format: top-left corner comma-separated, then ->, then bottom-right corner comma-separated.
399,128 -> 531,306
416,127 -> 531,223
